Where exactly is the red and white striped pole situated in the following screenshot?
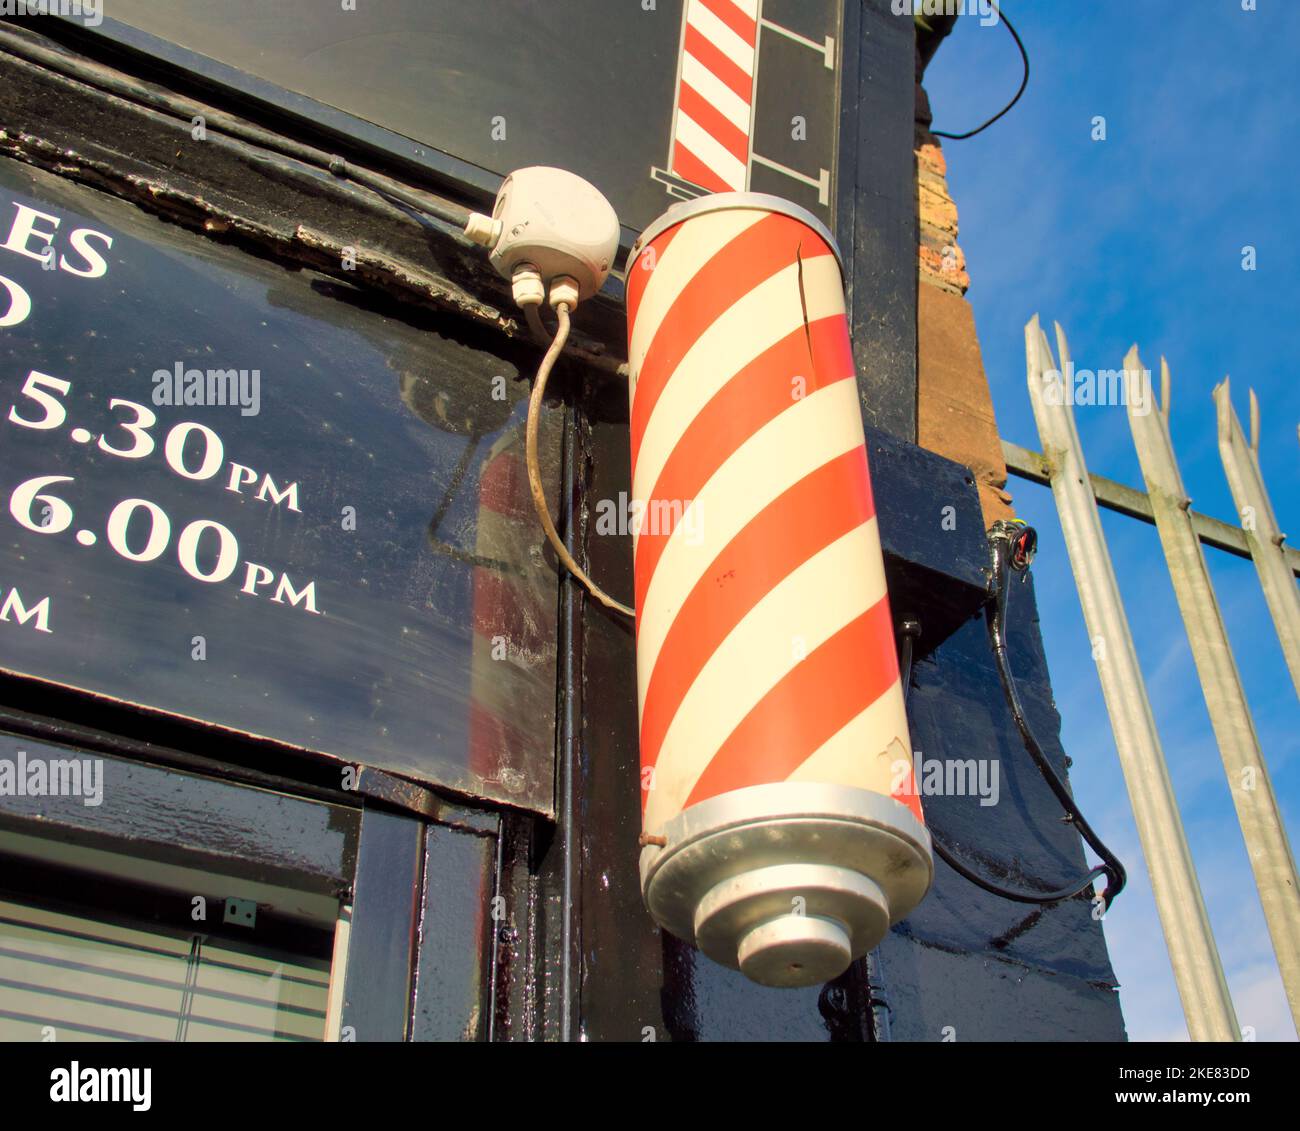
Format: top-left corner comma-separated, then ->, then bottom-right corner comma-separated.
624,193 -> 933,987
667,0 -> 759,194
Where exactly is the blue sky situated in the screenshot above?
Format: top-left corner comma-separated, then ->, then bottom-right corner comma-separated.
923,0 -> 1299,1040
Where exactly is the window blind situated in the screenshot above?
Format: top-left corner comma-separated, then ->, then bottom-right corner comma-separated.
0,898 -> 330,1042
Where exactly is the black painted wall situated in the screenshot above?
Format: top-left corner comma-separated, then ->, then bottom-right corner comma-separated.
892,582 -> 1125,1041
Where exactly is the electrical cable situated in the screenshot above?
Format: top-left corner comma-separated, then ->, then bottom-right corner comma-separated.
6,18 -> 644,604
523,303 -> 554,348
1,20 -> 647,384
898,525 -> 1126,909
985,525 -> 1127,908
929,2 -> 1030,141
328,160 -> 471,230
525,305 -> 635,618
0,21 -> 473,230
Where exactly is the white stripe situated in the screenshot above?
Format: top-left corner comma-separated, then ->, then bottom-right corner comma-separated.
686,0 -> 756,75
730,0 -> 761,20
636,379 -> 867,705
643,520 -> 886,831
673,112 -> 747,190
629,210 -> 763,385
633,254 -> 844,508
787,677 -> 910,796
681,51 -> 752,131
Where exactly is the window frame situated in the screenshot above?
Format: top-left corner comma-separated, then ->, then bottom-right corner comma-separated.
0,724 -> 500,1042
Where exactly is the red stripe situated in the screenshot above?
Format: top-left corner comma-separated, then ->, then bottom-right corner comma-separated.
630,214 -> 822,466
892,766 -> 926,824
468,698 -> 536,779
633,316 -> 855,615
696,0 -> 758,48
639,446 -> 877,777
677,80 -> 750,166
477,449 -> 531,522
683,595 -> 900,808
473,570 -> 548,650
682,25 -> 754,103
671,139 -> 732,194
626,224 -> 683,330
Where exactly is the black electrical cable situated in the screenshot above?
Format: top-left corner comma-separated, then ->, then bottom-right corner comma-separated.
900,623 -> 1102,904
0,20 -> 473,230
985,527 -> 1127,908
929,2 -> 1030,141
898,526 -> 1126,910
0,17 -> 634,385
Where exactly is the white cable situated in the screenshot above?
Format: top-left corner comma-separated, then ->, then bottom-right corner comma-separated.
523,303 -> 551,347
525,303 -> 635,618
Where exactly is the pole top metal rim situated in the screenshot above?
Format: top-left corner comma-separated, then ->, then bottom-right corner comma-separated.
626,191 -> 845,283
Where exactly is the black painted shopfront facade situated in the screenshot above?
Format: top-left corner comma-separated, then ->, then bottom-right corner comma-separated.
0,2 -> 1125,1041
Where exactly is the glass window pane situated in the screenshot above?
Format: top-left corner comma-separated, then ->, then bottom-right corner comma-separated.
0,897 -> 330,1042
0,158 -> 560,812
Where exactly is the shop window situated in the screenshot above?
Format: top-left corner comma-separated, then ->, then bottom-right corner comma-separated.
0,895 -> 330,1042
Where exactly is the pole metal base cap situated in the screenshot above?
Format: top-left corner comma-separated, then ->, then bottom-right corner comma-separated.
640,782 -> 933,988
739,916 -> 851,989
694,863 -> 888,988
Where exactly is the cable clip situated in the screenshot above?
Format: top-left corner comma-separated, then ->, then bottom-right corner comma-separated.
989,518 -> 1037,575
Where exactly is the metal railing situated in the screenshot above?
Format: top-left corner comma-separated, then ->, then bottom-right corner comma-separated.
1012,316 -> 1300,1042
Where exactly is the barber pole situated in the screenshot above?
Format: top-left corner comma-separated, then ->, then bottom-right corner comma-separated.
624,193 -> 933,987
665,0 -> 759,194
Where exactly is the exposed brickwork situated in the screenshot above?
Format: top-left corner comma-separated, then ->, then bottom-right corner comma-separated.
914,85 -> 969,296
915,135 -> 967,295
914,73 -> 1013,524
917,285 -> 1015,523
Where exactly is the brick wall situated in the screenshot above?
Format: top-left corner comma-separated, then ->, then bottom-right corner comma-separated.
914,80 -> 1014,525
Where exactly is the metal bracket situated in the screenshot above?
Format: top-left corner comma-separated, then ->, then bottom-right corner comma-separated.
224,897 -> 257,929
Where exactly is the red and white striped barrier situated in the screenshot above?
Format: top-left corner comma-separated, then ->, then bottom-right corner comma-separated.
624,193 -> 932,987
667,0 -> 760,194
